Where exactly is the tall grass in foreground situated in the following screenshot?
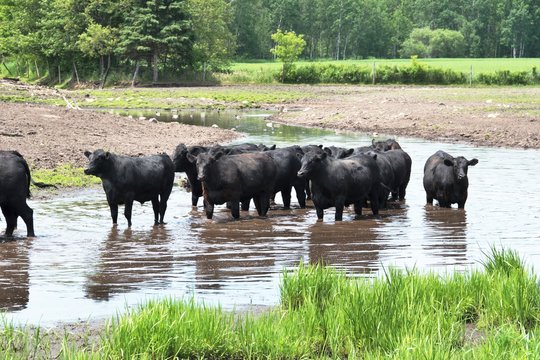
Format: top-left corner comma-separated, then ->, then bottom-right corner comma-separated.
5,248 -> 540,358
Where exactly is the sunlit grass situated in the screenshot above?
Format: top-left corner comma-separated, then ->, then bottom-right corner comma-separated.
32,164 -> 101,188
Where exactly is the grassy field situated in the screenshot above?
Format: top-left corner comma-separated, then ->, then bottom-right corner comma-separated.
222,58 -> 540,84
231,58 -> 540,73
3,248 -> 540,358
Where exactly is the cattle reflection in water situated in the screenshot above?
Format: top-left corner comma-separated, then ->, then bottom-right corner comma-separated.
84,226 -> 174,301
307,219 -> 382,275
0,239 -> 31,311
192,216 -> 279,290
422,207 -> 469,265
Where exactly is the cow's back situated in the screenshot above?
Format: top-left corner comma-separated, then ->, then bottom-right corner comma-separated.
0,152 -> 30,203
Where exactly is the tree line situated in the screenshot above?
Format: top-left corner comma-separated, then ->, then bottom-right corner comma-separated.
0,0 -> 538,85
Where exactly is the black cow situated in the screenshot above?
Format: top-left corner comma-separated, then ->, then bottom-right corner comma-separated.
187,151 -> 276,219
172,144 -> 209,206
84,150 -> 175,226
423,150 -> 478,208
363,150 -> 395,208
265,145 -> 306,209
300,145 -> 324,200
297,151 -> 380,221
372,138 -> 402,151
210,143 -> 275,155
377,149 -> 412,201
0,151 -> 35,237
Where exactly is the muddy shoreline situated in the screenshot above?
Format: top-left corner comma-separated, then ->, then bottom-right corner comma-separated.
270,85 -> 540,149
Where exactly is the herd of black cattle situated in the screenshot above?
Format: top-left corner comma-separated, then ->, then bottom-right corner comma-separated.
0,139 -> 479,237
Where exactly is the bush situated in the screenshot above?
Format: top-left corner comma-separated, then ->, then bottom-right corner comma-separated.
477,70 -> 533,85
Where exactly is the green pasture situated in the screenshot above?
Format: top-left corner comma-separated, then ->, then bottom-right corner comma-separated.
231,58 -> 540,74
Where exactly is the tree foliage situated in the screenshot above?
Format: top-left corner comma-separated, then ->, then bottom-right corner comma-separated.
0,0 -> 538,85
271,29 -> 306,82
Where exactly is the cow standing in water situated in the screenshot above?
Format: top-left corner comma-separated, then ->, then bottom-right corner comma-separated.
187,151 -> 276,219
297,151 -> 380,221
0,151 -> 36,237
423,150 -> 478,208
172,144 -> 209,207
84,150 -> 175,226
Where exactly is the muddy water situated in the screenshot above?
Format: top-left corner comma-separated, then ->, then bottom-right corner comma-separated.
2,110 -> 540,326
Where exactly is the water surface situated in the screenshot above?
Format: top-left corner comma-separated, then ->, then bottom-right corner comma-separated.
2,109 -> 539,325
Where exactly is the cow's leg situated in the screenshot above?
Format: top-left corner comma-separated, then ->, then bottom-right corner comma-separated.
426,194 -> 433,205
252,197 -> 260,215
281,185 -> 292,209
334,201 -> 344,221
353,202 -> 363,217
124,199 -> 133,227
17,203 -> 35,237
260,193 -> 270,216
241,198 -> 250,211
315,206 -> 324,220
294,184 -> 306,209
230,201 -> 240,219
369,191 -> 379,216
108,202 -> 118,225
159,198 -> 168,224
203,199 -> 214,219
399,185 -> 407,201
152,198 -> 160,225
1,205 -> 16,237
191,194 -> 199,207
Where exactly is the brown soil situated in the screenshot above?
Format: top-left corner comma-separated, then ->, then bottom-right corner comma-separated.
0,102 -> 241,168
271,85 -> 540,149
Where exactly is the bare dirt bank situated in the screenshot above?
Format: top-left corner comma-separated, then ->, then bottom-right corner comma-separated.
271,85 -> 540,149
0,102 -> 241,168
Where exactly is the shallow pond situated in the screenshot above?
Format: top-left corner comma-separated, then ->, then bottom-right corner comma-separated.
2,109 -> 540,326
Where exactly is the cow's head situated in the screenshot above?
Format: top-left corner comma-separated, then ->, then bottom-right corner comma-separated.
83,149 -> 111,177
444,156 -> 478,181
172,144 -> 207,172
187,151 -> 224,181
297,151 -> 327,178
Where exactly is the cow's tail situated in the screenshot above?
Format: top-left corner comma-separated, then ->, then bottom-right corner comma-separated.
19,156 -> 32,198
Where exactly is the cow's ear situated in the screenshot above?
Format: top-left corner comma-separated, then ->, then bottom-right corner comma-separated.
317,144 -> 323,148
105,151 -> 110,159
84,150 -> 92,159
320,152 -> 327,159
468,158 -> 479,166
186,153 -> 197,163
323,147 -> 332,156
213,151 -> 224,160
296,152 -> 303,160
344,148 -> 354,157
443,159 -> 453,166
268,144 -> 276,150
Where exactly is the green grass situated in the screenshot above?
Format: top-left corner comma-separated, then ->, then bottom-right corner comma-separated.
32,164 -> 101,188
7,248 -> 525,358
231,58 -> 540,75
67,87 -> 306,110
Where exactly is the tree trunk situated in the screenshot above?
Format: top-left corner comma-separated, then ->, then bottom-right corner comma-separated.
34,59 -> 40,77
131,61 -> 140,87
152,51 -> 159,83
73,61 -> 80,84
100,55 -> 105,80
2,61 -> 13,75
101,54 -> 111,89
58,65 -> 61,84
202,62 -> 207,82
